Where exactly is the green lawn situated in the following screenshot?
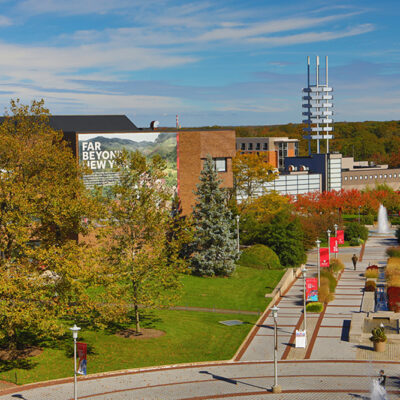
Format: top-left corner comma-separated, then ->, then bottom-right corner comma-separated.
0,310 -> 258,385
177,265 -> 285,311
0,260 -> 286,385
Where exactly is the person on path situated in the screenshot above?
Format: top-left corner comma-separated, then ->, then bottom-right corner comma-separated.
378,370 -> 386,388
352,254 -> 358,270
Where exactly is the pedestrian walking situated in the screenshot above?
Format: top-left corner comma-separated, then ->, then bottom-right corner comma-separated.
378,370 -> 386,388
352,254 -> 358,270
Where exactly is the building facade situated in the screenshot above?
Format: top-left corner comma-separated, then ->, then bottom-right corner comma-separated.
236,137 -> 299,170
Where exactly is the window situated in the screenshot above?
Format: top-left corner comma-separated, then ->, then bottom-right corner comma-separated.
344,176 -> 348,181
359,176 -> 363,180
379,175 -> 382,179
241,143 -> 245,150
374,175 -> 378,179
365,176 -> 368,180
395,174 -> 397,178
384,174 -> 387,178
349,176 -> 353,180
389,174 -> 392,178
248,143 -> 253,150
370,176 -> 372,179
354,176 -> 358,180
263,143 -> 268,150
256,143 -> 261,150
214,158 -> 227,172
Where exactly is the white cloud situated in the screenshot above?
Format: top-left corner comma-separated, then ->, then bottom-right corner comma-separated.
247,24 -> 375,46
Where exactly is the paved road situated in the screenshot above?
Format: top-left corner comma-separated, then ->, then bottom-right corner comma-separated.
0,231 -> 399,399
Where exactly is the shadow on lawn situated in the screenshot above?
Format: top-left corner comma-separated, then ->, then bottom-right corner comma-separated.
0,358 -> 38,373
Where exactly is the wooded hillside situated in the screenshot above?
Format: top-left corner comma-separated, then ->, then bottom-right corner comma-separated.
235,120 -> 400,166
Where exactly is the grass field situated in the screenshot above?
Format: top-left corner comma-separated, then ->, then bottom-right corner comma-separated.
177,266 -> 285,311
0,310 -> 258,385
0,253 -> 286,385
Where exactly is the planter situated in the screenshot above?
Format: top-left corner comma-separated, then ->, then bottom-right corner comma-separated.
373,341 -> 386,352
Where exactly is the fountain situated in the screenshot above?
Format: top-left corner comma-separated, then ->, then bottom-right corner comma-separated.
377,204 -> 390,234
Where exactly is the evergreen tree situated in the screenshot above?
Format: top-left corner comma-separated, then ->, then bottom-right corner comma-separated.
191,155 -> 239,276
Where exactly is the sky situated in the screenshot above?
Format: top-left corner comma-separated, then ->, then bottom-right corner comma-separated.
0,0 -> 398,127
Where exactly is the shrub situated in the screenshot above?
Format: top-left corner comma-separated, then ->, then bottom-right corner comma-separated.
349,237 -> 361,246
306,302 -> 324,313
387,286 -> 400,311
345,222 -> 369,242
329,259 -> 345,277
237,244 -> 282,270
365,269 -> 379,279
318,278 -> 335,303
386,258 -> 400,286
370,327 -> 387,343
390,216 -> 400,225
320,269 -> 337,293
361,214 -> 375,225
386,246 -> 400,258
365,280 -> 376,292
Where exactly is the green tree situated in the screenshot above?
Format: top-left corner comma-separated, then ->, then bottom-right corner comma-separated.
102,150 -> 183,333
0,99 -> 102,350
242,209 -> 306,268
191,155 -> 239,276
232,152 -> 278,200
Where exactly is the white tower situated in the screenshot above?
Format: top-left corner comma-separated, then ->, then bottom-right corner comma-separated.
302,56 -> 333,155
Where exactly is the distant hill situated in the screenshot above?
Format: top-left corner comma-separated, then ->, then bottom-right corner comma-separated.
163,120 -> 400,167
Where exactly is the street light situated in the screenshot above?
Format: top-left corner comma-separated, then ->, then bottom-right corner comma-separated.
327,229 -> 331,265
271,305 -> 281,394
316,239 -> 321,287
236,215 -> 240,253
301,266 -> 307,332
358,205 -> 361,223
334,224 -> 338,259
70,324 -> 81,400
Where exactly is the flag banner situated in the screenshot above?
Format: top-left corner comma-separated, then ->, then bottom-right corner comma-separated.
330,236 -> 339,253
337,230 -> 344,245
77,342 -> 87,376
320,248 -> 329,267
306,277 -> 318,302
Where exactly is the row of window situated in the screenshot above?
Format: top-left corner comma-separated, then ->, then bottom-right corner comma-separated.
344,173 -> 398,181
238,142 -> 269,151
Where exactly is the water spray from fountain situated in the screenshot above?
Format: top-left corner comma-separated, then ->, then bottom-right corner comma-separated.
377,204 -> 390,234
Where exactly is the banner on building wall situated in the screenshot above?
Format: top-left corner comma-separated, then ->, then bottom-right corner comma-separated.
337,230 -> 344,244
77,342 -> 87,375
330,237 -> 338,253
320,248 -> 329,267
78,132 -> 177,190
306,278 -> 318,302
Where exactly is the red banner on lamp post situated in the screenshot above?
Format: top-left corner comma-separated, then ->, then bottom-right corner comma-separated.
77,342 -> 87,376
306,277 -> 318,302
320,248 -> 329,267
337,230 -> 344,245
330,236 -> 338,253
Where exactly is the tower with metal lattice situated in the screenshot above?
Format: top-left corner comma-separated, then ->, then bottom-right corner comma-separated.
302,56 -> 333,155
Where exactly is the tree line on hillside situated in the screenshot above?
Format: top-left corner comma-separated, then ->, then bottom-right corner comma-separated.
235,120 -> 400,166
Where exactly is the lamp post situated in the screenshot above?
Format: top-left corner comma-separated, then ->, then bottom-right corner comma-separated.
334,224 -> 338,259
316,239 -> 321,287
301,266 -> 307,332
327,229 -> 331,265
70,324 -> 81,400
271,305 -> 281,393
358,205 -> 361,223
236,215 -> 240,253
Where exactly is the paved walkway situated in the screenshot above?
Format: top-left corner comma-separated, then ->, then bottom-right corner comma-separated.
0,231 -> 399,399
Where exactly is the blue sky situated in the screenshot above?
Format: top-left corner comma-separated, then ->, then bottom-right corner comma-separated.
0,0 -> 398,127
